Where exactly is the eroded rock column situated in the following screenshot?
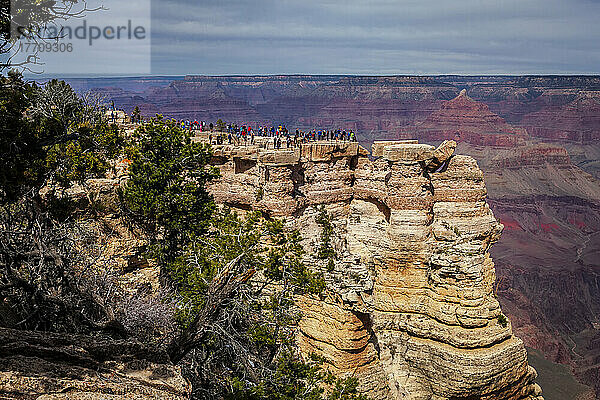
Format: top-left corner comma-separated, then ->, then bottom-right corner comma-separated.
206,140 -> 543,400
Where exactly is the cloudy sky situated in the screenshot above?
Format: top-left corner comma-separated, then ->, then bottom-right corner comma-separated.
145,0 -> 600,75
19,0 -> 600,76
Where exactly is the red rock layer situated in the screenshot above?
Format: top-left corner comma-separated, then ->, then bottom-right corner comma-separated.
401,90 -> 527,147
519,93 -> 600,143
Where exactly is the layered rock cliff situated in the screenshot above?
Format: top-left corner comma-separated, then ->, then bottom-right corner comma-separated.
206,139 -> 543,400
400,90 -> 527,147
74,75 -> 600,145
405,92 -> 600,398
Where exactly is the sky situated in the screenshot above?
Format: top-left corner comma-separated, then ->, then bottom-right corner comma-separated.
16,0 -> 600,76
12,1 -> 151,76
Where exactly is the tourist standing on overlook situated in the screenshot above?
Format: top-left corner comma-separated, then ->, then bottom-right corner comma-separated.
198,119 -> 358,147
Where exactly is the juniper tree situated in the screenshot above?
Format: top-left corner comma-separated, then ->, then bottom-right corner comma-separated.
122,116 -> 218,268
0,75 -> 129,333
216,118 -> 226,132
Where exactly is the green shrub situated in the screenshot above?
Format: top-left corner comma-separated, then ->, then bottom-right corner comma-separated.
315,206 -> 334,257
498,313 -> 509,328
122,116 -> 219,266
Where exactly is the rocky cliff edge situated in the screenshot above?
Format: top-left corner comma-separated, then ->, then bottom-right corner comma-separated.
206,138 -> 544,400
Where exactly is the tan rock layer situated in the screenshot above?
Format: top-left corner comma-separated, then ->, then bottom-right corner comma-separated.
206,140 -> 543,400
0,327 -> 190,400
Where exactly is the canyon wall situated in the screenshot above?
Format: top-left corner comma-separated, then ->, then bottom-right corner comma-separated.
75,74 -> 600,145
406,93 -> 600,399
206,139 -> 543,400
72,74 -> 600,177
400,89 -> 527,147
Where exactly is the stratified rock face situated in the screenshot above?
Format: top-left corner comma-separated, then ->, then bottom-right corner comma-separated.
402,90 -> 527,147
73,75 -> 600,151
519,93 -> 600,143
488,144 -> 571,169
0,327 -> 190,400
72,74 -> 600,395
70,75 -> 600,148
206,139 -> 543,400
455,141 -> 600,397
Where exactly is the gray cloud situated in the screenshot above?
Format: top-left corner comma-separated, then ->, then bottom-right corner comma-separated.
148,0 -> 600,75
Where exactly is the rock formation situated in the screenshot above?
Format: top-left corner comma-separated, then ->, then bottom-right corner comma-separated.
400,90 -> 527,147
206,139 -> 543,400
70,73 -> 600,397
69,75 -> 600,147
462,142 -> 600,398
402,89 -> 600,397
0,327 -> 190,399
519,93 -> 600,143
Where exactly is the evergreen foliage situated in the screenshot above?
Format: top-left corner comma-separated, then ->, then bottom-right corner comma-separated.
0,71 -> 39,203
498,313 -> 509,328
0,74 -> 124,204
315,205 -> 336,272
229,352 -> 368,400
122,116 -> 219,266
0,74 -> 129,334
122,119 -> 361,399
216,118 -> 227,131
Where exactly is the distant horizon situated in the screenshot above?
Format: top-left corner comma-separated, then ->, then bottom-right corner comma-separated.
29,73 -> 600,80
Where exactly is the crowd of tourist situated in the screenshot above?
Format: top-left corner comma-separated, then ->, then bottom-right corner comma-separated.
116,110 -> 359,150
179,120 -> 212,131
207,123 -> 358,149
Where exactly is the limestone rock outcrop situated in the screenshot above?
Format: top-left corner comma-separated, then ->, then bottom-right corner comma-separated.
79,74 -> 600,396
0,327 -> 190,399
206,139 -> 544,400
